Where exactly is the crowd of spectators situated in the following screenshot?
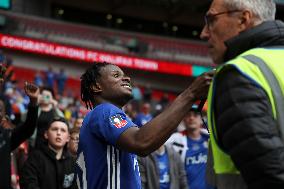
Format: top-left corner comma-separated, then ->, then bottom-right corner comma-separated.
0,50 -> 212,189
0,52 -> 86,189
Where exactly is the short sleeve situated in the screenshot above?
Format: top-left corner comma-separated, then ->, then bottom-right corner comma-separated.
90,103 -> 136,145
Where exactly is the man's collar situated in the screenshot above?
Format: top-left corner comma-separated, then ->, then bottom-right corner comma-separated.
223,20 -> 284,62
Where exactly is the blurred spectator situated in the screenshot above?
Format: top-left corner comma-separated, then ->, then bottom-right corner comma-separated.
34,71 -> 44,87
0,80 -> 39,189
131,82 -> 142,101
33,86 -> 64,149
153,93 -> 170,117
133,102 -> 153,127
167,105 -> 214,189
56,68 -> 67,96
127,38 -> 139,53
4,83 -> 28,124
153,104 -> 165,118
64,103 -> 73,122
58,91 -> 74,110
137,41 -> 149,55
159,93 -> 169,110
10,87 -> 27,125
143,84 -> 152,102
138,144 -> 188,189
0,50 -> 5,64
4,58 -> 16,84
45,66 -> 55,89
73,116 -> 84,129
20,117 -> 77,189
68,127 -> 80,158
70,97 -> 82,119
123,102 -> 137,121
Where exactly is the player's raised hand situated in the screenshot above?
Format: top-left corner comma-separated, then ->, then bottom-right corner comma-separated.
24,82 -> 40,106
188,70 -> 215,101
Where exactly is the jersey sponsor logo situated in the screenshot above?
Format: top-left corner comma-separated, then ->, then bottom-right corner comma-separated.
160,173 -> 170,184
110,115 -> 128,128
185,153 -> 207,165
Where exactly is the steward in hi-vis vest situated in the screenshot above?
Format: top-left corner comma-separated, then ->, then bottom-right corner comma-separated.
200,1 -> 284,188
207,47 -> 284,189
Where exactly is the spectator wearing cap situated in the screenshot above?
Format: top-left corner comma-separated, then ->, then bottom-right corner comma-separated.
20,117 -> 77,189
166,105 -> 214,189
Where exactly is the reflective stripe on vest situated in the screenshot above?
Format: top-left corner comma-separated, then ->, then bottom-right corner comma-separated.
207,47 -> 284,174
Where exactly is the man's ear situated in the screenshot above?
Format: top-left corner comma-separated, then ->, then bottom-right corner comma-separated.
91,83 -> 102,93
238,10 -> 254,31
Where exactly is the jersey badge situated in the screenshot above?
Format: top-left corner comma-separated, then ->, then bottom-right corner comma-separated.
110,114 -> 128,128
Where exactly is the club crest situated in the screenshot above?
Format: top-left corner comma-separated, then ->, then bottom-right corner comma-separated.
110,114 -> 128,128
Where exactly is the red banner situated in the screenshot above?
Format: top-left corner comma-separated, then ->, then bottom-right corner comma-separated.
0,33 -> 193,76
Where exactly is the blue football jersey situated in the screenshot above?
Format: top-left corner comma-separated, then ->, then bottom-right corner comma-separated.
155,152 -> 170,189
76,103 -> 141,189
133,113 -> 153,127
185,134 -> 214,189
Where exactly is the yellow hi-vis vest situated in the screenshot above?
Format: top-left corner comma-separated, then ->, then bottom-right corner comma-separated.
207,47 -> 284,174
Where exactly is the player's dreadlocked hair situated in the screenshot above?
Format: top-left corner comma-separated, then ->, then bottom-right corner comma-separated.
80,62 -> 109,110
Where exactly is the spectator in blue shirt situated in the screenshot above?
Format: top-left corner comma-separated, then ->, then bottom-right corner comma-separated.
167,106 -> 214,189
56,68 -> 67,96
45,66 -> 55,89
133,102 -> 153,127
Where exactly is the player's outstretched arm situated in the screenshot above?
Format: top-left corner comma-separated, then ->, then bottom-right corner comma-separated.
117,71 -> 214,156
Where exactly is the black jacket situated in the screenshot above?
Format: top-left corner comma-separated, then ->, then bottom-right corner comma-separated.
20,145 -> 77,189
0,104 -> 38,189
214,20 -> 284,189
